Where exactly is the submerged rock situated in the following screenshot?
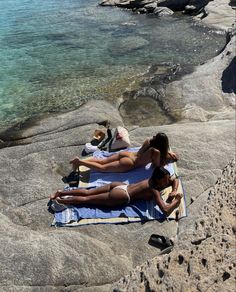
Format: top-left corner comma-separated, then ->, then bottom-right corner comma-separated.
108,36 -> 149,55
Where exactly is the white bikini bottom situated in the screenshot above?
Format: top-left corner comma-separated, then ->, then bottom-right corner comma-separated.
113,184 -> 130,203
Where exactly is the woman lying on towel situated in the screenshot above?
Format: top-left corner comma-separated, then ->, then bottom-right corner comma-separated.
50,167 -> 183,216
70,132 -> 178,173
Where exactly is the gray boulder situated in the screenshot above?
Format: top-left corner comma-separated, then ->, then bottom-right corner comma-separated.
184,0 -> 210,17
113,159 -> 236,291
136,0 -> 157,5
100,0 -> 123,6
162,33 -> 236,122
144,2 -> 157,12
184,0 -> 210,13
154,6 -> 174,16
194,0 -> 236,31
135,7 -> 148,13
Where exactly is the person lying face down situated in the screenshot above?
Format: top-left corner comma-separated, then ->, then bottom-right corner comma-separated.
50,167 -> 183,217
70,132 -> 179,173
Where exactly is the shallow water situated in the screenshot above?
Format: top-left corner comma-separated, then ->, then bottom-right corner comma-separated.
0,0 -> 225,130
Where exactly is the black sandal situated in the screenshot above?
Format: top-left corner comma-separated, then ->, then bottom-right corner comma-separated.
62,170 -> 80,187
148,234 -> 174,250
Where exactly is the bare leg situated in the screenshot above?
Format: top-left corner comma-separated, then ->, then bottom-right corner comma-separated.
50,182 -> 123,199
83,153 -> 121,164
70,156 -> 135,173
70,153 -> 120,170
89,151 -> 134,164
70,151 -> 137,171
56,183 -> 128,207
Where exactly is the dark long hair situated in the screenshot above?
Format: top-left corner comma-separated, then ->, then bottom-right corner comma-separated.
149,132 -> 169,165
149,167 -> 170,189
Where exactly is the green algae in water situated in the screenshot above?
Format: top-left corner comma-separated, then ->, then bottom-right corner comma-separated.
0,0 -> 226,130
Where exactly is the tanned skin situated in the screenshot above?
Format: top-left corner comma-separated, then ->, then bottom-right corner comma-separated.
50,173 -> 182,216
70,138 -> 178,173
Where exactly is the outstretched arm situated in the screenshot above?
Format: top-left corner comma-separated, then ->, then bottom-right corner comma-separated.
168,178 -> 179,198
152,189 -> 182,217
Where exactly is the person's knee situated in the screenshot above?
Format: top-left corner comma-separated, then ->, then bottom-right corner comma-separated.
99,164 -> 108,171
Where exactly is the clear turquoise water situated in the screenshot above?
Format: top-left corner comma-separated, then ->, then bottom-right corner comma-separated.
0,0 -> 225,130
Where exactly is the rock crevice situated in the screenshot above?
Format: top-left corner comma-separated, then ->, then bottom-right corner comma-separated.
112,159 -> 236,291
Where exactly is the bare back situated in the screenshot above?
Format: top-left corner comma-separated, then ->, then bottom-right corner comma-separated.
127,180 -> 155,201
134,139 -> 155,167
119,139 -> 153,168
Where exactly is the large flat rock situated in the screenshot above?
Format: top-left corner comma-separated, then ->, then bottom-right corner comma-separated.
163,33 -> 235,122
0,100 -> 180,290
0,98 -> 235,290
195,0 -> 236,31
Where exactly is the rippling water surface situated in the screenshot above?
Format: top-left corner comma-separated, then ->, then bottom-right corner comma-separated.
0,0 -> 225,130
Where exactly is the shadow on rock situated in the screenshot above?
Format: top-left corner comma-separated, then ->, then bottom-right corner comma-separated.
221,56 -> 236,94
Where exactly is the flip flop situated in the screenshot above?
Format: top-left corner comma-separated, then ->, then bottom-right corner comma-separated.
148,234 -> 174,250
62,170 -> 80,187
47,199 -> 67,213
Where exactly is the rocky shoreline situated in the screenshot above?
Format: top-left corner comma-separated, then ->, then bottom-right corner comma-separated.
113,159 -> 236,291
0,100 -> 235,291
100,0 -> 235,31
106,0 -> 236,126
0,1 -> 235,291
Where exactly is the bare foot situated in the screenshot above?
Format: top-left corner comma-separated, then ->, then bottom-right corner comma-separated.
56,196 -> 77,205
70,157 -> 81,169
50,190 -> 62,200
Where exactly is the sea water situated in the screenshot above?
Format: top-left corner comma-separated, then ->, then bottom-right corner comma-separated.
0,0 -> 225,130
